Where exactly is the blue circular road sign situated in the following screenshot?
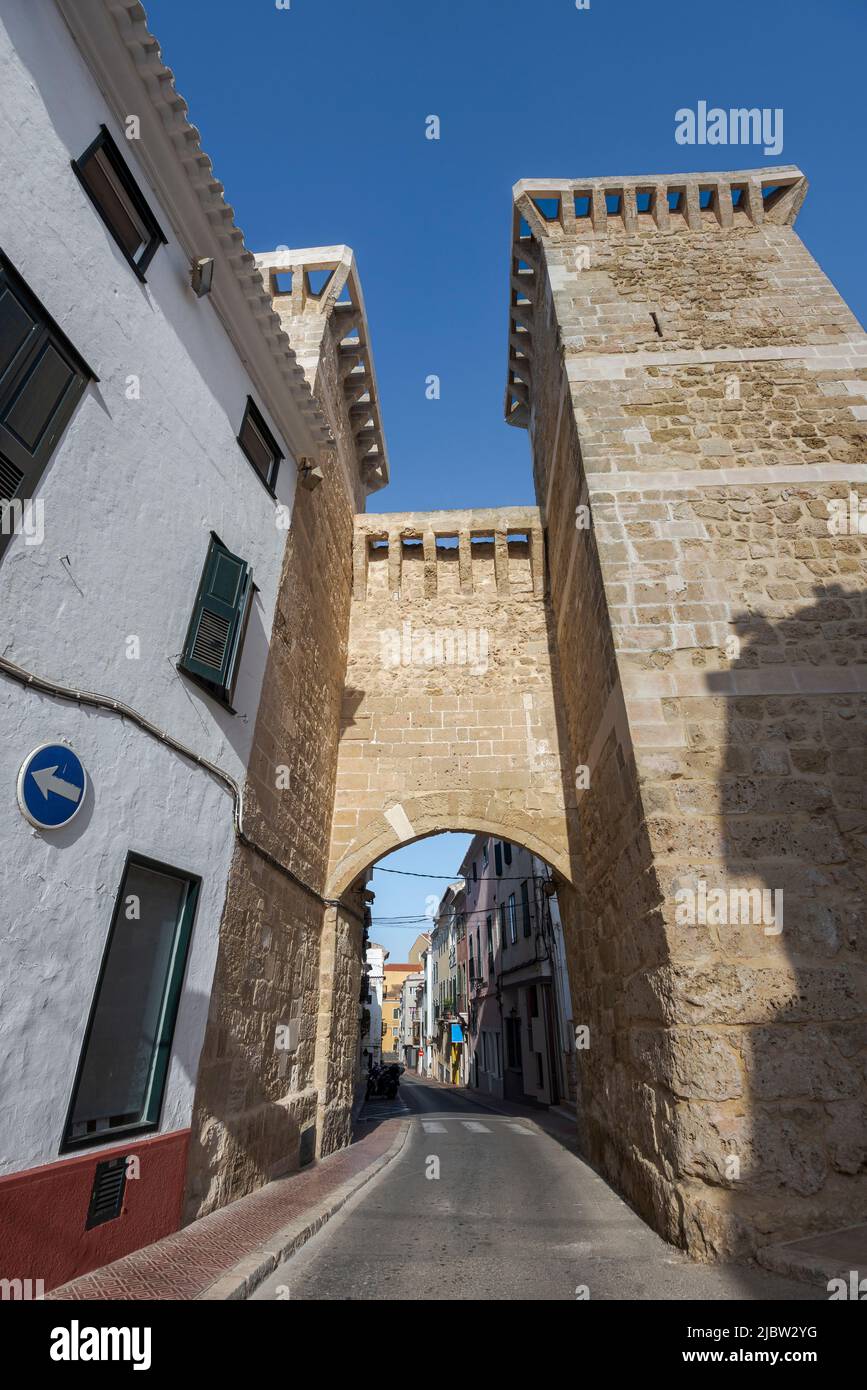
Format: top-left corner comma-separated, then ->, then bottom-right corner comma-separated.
17,743 -> 88,830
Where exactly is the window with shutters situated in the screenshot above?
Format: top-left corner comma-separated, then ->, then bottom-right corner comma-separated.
63,854 -> 200,1151
72,127 -> 166,281
508,893 -> 518,945
178,534 -> 254,709
494,841 -> 503,876
521,879 -> 532,937
237,397 -> 283,493
0,254 -> 92,560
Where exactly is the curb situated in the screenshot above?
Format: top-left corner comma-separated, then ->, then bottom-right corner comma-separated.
757,1222 -> 867,1291
196,1118 -> 412,1301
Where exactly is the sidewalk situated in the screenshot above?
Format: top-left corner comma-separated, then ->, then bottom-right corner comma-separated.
758,1223 -> 867,1291
46,1115 -> 409,1301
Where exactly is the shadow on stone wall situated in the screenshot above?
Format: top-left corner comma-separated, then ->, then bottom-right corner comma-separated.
546,574 -> 866,1271
707,582 -> 867,1273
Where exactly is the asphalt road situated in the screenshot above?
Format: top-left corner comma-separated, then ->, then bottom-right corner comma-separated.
252,1074 -> 819,1301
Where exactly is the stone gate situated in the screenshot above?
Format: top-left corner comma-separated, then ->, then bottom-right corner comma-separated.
326,507 -> 576,899
328,165 -> 867,1262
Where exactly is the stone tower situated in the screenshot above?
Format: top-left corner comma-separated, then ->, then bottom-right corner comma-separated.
183,247 -> 389,1219
505,166 -> 867,1255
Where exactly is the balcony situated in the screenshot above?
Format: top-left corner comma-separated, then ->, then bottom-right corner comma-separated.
435,998 -> 459,1023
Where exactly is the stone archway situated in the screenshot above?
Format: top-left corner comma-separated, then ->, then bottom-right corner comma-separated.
327,507 -> 579,903
328,801 -> 574,903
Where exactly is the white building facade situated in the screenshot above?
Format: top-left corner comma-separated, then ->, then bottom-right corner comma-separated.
360,944 -> 387,1070
460,835 -> 576,1107
398,971 -> 425,1070
0,0 -> 333,1290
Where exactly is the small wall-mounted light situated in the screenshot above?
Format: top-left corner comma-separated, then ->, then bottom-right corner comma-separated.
191,256 -> 215,298
298,458 -> 324,491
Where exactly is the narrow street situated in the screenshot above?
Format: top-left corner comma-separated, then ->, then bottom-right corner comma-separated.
252,1075 -> 819,1302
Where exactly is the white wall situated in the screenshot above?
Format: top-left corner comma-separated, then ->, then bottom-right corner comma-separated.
0,1 -> 296,776
0,688 -> 233,1173
363,946 -> 385,1066
0,2 -> 302,1173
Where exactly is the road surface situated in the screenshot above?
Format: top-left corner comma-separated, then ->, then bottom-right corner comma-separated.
252,1074 -> 818,1301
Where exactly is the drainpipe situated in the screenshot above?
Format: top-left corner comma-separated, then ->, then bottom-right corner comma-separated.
425,949 -> 433,1077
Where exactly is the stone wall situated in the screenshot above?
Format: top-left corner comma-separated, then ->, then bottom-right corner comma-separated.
326,509 -> 576,899
183,258 -> 374,1220
509,166 -> 867,1255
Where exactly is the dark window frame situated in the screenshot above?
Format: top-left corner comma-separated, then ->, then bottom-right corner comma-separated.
61,852 -> 200,1153
521,879 -> 532,937
237,396 -> 283,495
0,252 -> 94,556
178,532 -> 255,713
506,1016 -> 521,1070
72,126 -> 167,282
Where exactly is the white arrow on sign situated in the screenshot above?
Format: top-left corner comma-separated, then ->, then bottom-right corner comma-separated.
31,765 -> 82,803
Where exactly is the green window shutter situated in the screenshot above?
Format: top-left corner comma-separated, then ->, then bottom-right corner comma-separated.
181,535 -> 252,700
0,256 -> 91,527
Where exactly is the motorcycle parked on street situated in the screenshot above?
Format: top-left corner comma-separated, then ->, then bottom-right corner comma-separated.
365,1062 -> 404,1101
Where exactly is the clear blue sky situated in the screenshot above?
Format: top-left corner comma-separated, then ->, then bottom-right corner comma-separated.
148,0 -> 866,516
146,0 -> 866,949
368,833 -> 471,960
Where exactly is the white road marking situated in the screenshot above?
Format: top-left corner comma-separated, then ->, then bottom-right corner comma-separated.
507,1122 -> 535,1135
421,1121 -> 446,1133
461,1121 -> 491,1133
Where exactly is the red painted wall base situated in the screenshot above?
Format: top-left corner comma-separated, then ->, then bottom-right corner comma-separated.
0,1130 -> 190,1293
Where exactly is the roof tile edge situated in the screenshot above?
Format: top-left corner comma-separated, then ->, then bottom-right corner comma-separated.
56,0 -> 332,461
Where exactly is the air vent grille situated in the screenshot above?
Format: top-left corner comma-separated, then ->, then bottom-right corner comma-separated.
85,1156 -> 128,1229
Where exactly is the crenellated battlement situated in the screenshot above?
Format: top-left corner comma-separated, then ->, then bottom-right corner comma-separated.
353,507 -> 545,602
512,165 -> 807,243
